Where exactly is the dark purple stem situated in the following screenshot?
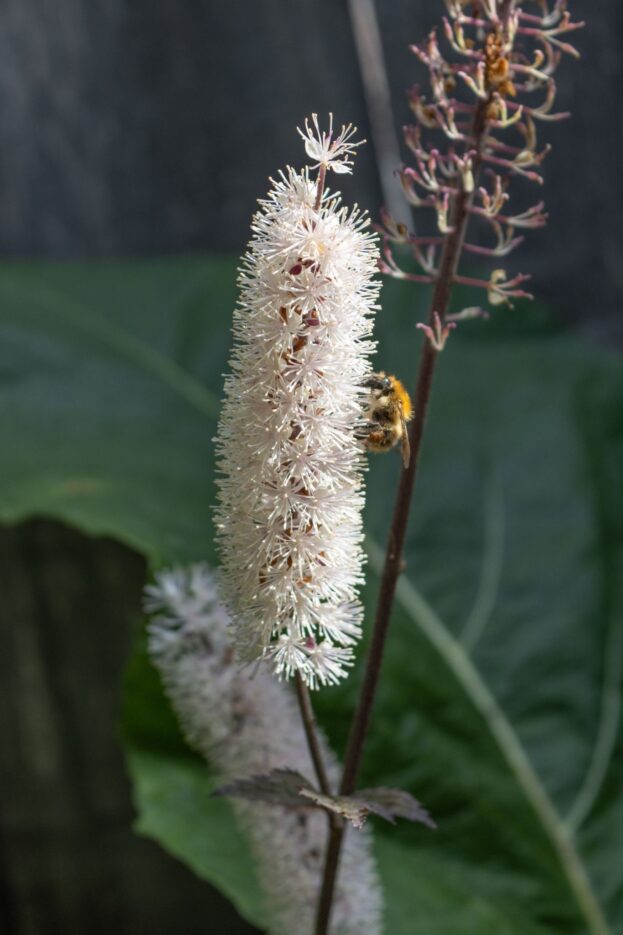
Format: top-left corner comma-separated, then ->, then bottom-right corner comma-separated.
294,672 -> 333,797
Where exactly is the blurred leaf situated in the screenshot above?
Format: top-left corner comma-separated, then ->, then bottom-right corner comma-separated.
126,747 -> 269,931
375,836 -> 552,935
0,258 -> 226,563
353,787 -> 435,829
1,258 -> 622,933
214,769 -> 316,809
302,785 -> 435,830
213,768 -> 435,830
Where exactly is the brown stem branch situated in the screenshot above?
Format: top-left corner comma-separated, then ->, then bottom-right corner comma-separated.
295,672 -> 345,935
294,672 -> 333,796
314,164 -> 327,211
314,100 -> 490,935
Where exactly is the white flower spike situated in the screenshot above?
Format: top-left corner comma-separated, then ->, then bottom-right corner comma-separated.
145,565 -> 383,935
297,113 -> 364,174
214,118 -> 380,689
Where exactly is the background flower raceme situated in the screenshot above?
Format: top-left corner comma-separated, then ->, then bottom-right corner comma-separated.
145,565 -> 383,935
214,145 -> 380,689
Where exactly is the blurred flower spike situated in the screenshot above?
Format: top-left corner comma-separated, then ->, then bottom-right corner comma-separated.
145,565 -> 383,935
381,0 -> 584,313
214,118 -> 379,689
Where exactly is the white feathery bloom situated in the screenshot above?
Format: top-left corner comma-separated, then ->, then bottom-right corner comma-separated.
297,113 -> 364,174
145,565 -> 383,935
214,118 -> 380,688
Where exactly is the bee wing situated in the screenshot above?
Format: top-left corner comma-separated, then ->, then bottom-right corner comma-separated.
400,414 -> 411,468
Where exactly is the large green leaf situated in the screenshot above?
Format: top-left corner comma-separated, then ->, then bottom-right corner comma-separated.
1,257 -> 622,933
0,259 -> 224,562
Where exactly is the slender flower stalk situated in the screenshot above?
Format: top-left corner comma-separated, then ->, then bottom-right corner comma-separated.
145,565 -> 383,935
214,118 -> 380,689
315,2 -> 583,931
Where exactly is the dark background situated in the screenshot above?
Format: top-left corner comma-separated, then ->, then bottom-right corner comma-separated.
0,0 -> 620,336
0,1 -> 620,933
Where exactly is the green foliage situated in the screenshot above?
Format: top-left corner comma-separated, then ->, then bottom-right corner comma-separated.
1,257 -> 622,933
127,748 -> 269,930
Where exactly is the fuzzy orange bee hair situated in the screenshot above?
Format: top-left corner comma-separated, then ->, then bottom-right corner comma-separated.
387,375 -> 413,421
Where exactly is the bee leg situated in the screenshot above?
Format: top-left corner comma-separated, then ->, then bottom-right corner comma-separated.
359,425 -> 396,453
354,420 -> 378,440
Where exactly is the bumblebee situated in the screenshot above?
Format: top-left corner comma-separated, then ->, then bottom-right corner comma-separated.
358,372 -> 413,468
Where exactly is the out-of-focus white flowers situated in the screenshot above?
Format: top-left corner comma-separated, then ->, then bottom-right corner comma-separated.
214,117 -> 380,688
145,565 -> 383,935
